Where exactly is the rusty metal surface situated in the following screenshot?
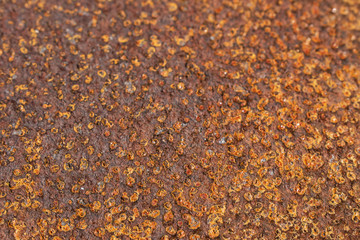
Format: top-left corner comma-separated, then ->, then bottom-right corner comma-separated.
0,0 -> 360,239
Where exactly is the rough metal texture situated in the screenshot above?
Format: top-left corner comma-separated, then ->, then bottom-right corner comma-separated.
0,0 -> 360,239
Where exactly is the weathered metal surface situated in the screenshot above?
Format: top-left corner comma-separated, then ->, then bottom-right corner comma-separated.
0,0 -> 360,239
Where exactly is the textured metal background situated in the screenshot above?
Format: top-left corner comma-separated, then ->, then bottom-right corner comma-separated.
0,0 -> 360,239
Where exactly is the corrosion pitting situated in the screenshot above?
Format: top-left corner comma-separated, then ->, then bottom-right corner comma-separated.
0,0 -> 360,239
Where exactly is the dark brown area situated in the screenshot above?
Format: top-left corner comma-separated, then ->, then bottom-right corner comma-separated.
0,0 -> 360,239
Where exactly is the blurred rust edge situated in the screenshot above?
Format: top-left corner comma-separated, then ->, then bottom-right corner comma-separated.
0,0 -> 360,239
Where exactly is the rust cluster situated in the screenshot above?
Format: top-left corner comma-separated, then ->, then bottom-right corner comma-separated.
0,0 -> 360,239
